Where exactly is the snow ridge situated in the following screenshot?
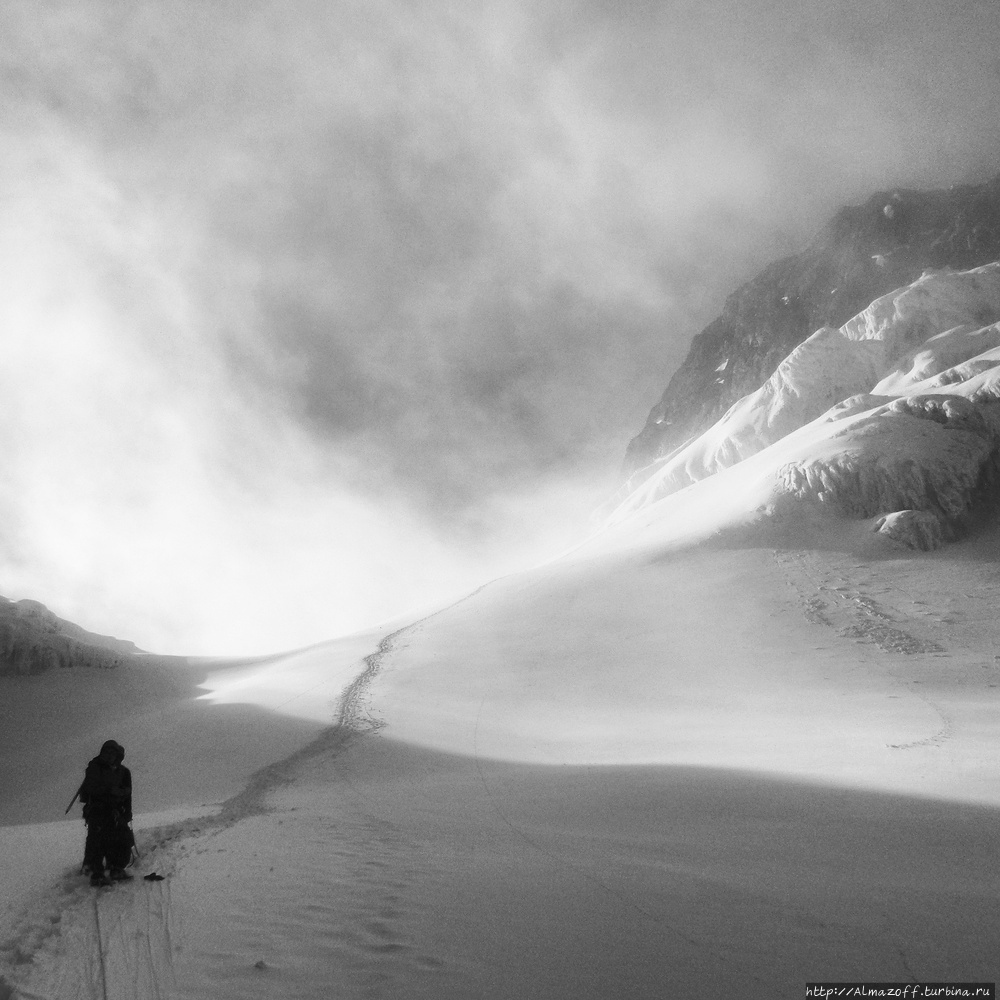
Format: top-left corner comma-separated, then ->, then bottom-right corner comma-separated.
611,264 -> 1000,549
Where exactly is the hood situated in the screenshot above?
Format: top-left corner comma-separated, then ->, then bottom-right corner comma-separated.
100,739 -> 125,764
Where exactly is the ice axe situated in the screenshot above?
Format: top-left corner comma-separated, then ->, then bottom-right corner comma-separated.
128,823 -> 141,867
64,788 -> 81,815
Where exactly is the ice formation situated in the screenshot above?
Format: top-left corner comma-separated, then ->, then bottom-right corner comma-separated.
612,264 -> 1000,538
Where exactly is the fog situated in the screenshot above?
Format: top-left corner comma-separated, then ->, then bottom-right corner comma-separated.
1,0 -> 999,654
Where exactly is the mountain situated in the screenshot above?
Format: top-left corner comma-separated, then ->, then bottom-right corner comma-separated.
0,595 -> 144,675
6,181 -> 1000,999
624,174 -> 1000,486
609,263 -> 1000,551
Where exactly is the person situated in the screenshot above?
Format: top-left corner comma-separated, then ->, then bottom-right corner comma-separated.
78,739 -> 134,886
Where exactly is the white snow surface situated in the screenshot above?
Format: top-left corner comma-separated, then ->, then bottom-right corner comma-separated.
616,264 -> 1000,522
4,267 -> 1000,997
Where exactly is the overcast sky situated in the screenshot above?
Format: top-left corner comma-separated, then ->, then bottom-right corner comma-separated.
2,0 -> 1000,654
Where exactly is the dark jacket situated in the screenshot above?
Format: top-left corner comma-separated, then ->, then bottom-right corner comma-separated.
79,740 -> 132,824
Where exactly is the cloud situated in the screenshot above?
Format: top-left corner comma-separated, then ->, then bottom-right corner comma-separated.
0,0 -> 999,652
0,109 -> 604,654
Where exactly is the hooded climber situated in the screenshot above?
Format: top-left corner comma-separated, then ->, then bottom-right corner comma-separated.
78,739 -> 133,886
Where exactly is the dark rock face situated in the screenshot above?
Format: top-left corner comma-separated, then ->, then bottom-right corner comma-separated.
624,174 -> 1000,485
0,596 -> 142,675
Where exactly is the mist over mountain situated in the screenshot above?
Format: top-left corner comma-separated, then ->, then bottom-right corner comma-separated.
607,171 -> 1000,561
4,0 -> 1000,655
625,174 -> 1000,485
11,173 -> 1000,668
0,595 -> 146,674
6,6 -> 1000,995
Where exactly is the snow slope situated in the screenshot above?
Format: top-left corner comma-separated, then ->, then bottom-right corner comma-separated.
4,525 -> 1000,998
615,264 -> 1000,538
4,269 -> 1000,997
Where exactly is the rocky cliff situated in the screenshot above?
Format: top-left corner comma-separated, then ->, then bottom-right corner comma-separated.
0,596 -> 144,675
625,174 -> 1000,487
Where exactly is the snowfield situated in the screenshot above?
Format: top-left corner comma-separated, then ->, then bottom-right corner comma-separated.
3,268 -> 1000,997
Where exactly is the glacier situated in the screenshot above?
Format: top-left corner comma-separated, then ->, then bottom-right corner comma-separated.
612,264 -> 1000,549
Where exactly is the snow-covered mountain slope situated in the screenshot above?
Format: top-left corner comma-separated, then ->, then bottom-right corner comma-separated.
609,264 -> 1000,549
625,174 -> 1000,478
0,595 -> 154,675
